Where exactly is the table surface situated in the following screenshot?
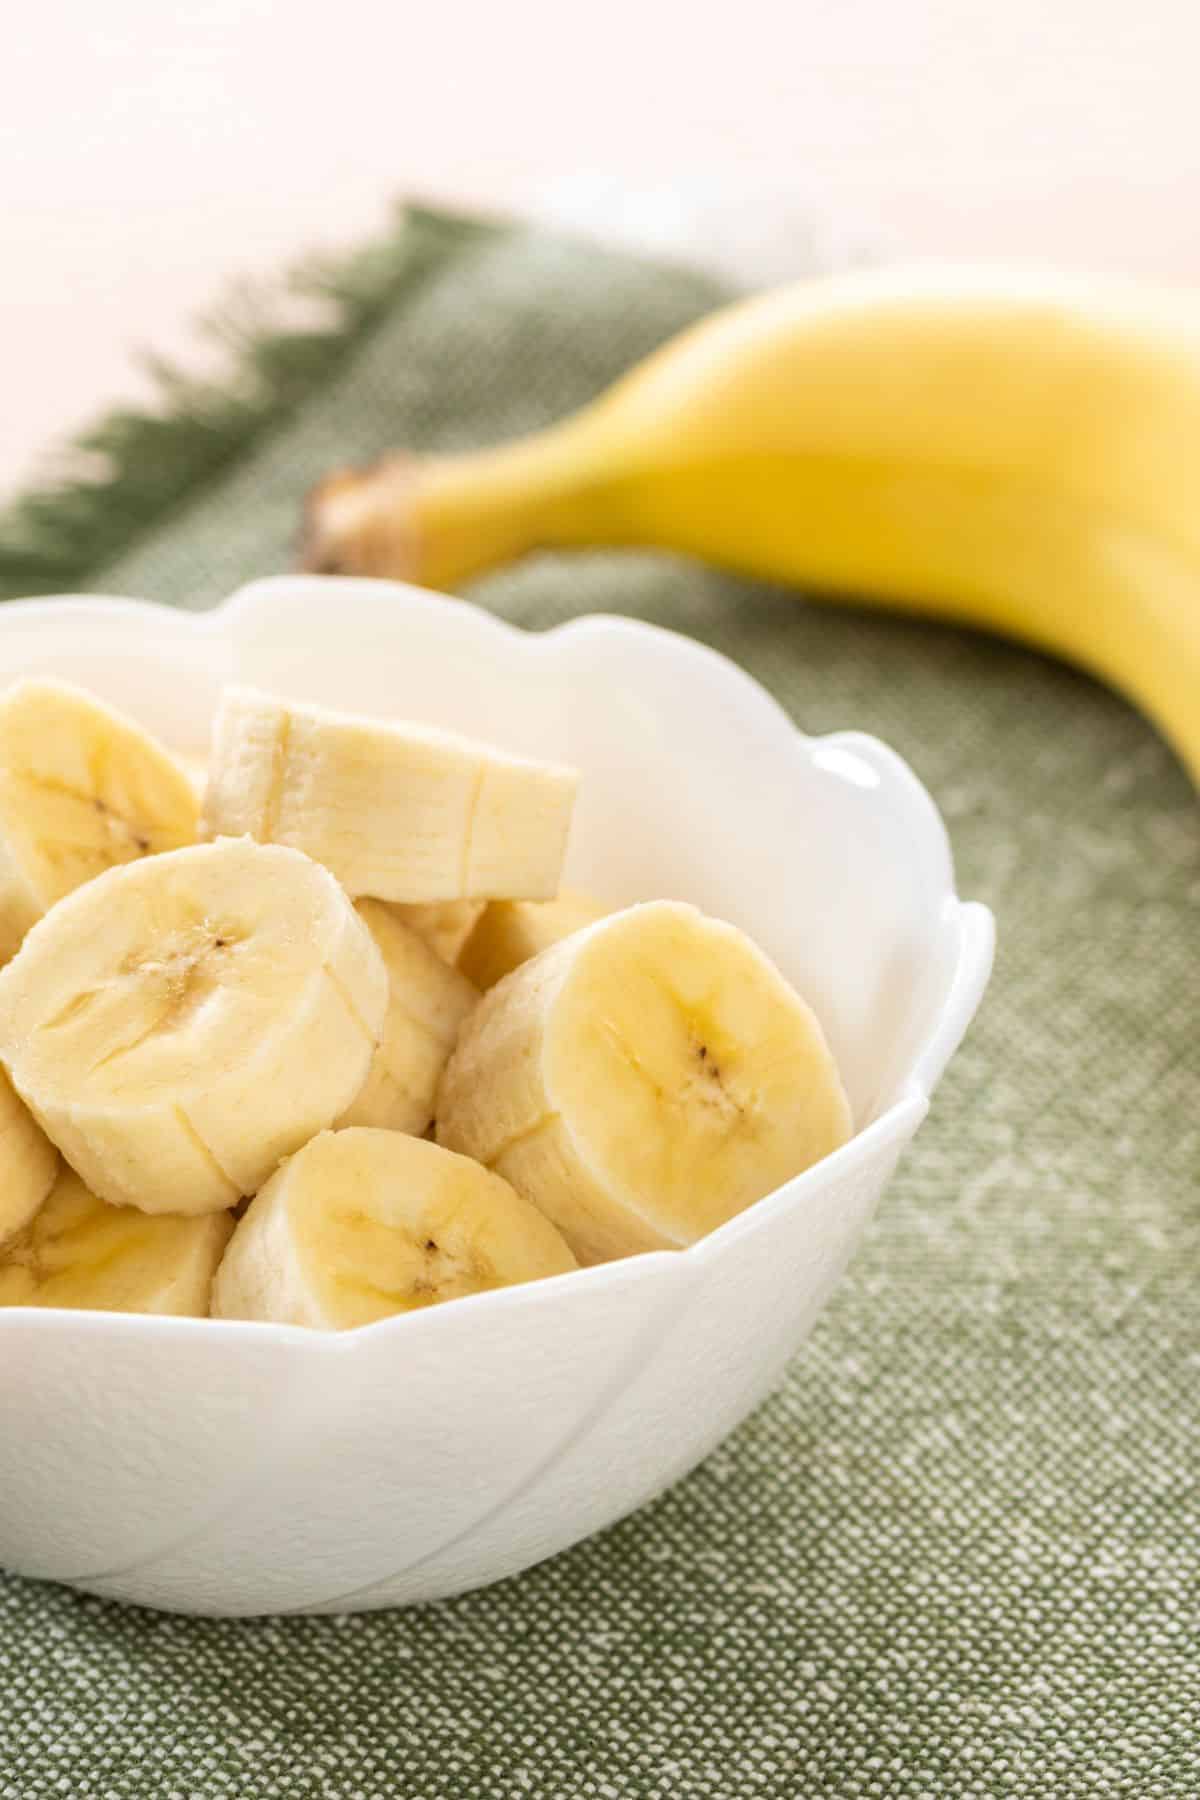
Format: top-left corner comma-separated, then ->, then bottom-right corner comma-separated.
5,0 -> 1200,500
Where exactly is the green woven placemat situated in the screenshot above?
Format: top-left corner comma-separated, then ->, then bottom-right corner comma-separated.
1,208 -> 1196,1800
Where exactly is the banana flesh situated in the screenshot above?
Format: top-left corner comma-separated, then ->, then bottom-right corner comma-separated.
212,1127 -> 577,1330
458,889 -> 610,991
0,838 -> 387,1215
202,686 -> 578,902
0,670 -> 857,1319
437,900 -> 852,1264
388,899 -> 486,964
180,756 -> 209,805
337,900 -> 478,1135
0,1164 -> 232,1316
0,679 -> 198,960
0,1066 -> 59,1248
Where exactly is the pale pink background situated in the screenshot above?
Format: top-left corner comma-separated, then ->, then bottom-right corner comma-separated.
5,0 -> 1198,494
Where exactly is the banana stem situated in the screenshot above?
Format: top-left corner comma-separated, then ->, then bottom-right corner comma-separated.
306,428 -> 606,591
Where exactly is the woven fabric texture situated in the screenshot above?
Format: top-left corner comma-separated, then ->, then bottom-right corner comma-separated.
1,209 -> 1196,1799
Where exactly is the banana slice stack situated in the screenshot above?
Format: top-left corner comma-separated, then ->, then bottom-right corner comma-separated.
0,677 -> 852,1331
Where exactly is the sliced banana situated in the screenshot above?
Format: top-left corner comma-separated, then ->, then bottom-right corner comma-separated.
202,686 -> 578,902
0,678 -> 198,961
212,1127 -> 578,1330
458,889 -> 611,991
337,900 -> 478,1135
437,900 -> 853,1264
0,838 -> 388,1216
0,1164 -> 232,1316
180,756 -> 209,804
0,1067 -> 59,1248
388,899 -> 486,965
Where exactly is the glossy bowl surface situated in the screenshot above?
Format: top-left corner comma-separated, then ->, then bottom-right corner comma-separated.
0,577 -> 993,1615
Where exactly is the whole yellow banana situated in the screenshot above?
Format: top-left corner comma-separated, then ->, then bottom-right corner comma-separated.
303,267 -> 1200,782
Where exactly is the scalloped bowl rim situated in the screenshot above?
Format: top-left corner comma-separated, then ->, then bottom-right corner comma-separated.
0,577 -> 994,1357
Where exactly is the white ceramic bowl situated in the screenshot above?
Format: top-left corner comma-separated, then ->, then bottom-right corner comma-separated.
0,576 -> 992,1617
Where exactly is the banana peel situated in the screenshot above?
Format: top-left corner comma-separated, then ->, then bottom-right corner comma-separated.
303,267 -> 1200,785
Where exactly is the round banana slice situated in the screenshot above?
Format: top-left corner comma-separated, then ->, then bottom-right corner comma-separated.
388,899 -> 486,965
202,686 -> 578,903
0,839 -> 388,1216
337,900 -> 478,1135
0,678 -> 199,961
0,1067 -> 59,1249
0,1165 -> 232,1316
437,900 -> 853,1264
212,1128 -> 578,1330
458,889 -> 611,991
